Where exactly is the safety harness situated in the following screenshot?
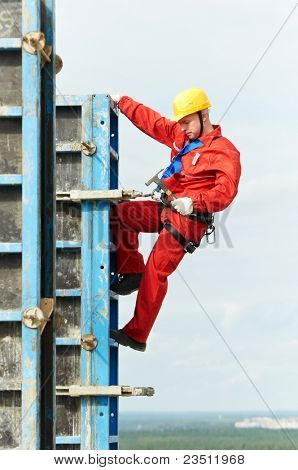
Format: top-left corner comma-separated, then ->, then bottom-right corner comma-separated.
157,119 -> 218,254
158,195 -> 215,254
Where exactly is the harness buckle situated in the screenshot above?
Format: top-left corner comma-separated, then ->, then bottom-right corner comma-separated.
184,241 -> 197,254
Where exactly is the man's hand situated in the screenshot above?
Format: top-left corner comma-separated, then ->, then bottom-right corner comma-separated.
170,197 -> 193,215
110,94 -> 122,105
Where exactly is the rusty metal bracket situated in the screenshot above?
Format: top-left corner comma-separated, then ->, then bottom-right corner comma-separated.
81,141 -> 97,156
40,298 -> 54,334
56,189 -> 145,202
55,54 -> 63,74
56,385 -> 155,397
22,298 -> 54,334
23,31 -> 46,54
81,334 -> 98,351
22,31 -> 50,63
22,32 -> 63,74
22,307 -> 45,329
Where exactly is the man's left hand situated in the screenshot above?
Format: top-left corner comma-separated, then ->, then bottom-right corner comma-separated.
170,197 -> 193,215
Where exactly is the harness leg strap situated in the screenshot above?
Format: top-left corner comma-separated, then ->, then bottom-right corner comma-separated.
163,222 -> 200,254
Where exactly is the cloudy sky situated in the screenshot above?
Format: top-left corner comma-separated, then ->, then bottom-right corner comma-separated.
57,0 -> 298,413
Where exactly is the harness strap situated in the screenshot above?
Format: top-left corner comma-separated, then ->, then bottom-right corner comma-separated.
163,222 -> 200,254
160,192 -> 213,224
157,201 -> 164,233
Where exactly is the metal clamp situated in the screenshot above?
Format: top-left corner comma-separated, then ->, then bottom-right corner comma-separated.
23,31 -> 46,54
56,385 -> 155,397
22,298 -> 54,333
81,334 -> 98,351
22,31 -> 63,74
56,189 -> 145,202
55,54 -> 63,74
81,141 -> 96,156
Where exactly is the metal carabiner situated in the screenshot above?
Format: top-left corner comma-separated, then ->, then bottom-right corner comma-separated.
205,222 -> 216,245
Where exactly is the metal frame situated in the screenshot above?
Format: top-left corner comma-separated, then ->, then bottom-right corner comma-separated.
21,0 -> 42,450
40,0 -> 56,450
55,94 -> 120,450
0,0 -> 55,450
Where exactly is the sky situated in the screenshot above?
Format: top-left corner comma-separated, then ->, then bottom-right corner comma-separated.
56,0 -> 298,413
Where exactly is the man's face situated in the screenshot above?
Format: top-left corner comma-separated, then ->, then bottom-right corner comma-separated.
178,112 -> 201,141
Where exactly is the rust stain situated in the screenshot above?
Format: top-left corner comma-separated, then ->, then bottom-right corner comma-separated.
24,358 -> 32,368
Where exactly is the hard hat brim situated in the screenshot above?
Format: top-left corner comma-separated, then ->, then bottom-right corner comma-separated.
171,102 -> 211,122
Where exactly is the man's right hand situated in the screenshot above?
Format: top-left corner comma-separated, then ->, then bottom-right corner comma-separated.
110,94 -> 122,105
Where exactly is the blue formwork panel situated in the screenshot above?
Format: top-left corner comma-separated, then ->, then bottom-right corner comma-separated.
0,0 -> 56,450
55,95 -> 119,450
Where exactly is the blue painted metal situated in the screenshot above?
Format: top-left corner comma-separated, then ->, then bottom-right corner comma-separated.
0,175 -> 22,185
109,104 -> 120,450
56,436 -> 80,445
56,338 -> 80,346
88,95 -> 112,449
80,95 -> 94,449
56,288 -> 81,297
56,143 -> 81,152
21,0 -> 42,450
56,95 -> 119,450
56,241 -> 82,249
0,243 -> 22,253
0,38 -> 22,49
0,0 -> 55,450
56,95 -> 90,107
0,106 -> 22,117
0,311 -> 22,322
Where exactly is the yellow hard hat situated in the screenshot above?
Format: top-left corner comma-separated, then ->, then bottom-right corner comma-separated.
171,87 -> 211,122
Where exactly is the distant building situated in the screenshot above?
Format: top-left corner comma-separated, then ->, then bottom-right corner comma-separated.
235,417 -> 298,430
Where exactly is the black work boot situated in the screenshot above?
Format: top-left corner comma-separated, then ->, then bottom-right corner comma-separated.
110,329 -> 146,352
110,273 -> 142,295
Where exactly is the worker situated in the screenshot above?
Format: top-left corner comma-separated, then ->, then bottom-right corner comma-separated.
109,87 -> 241,352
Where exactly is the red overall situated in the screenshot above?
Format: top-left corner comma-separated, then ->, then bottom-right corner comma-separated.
111,96 -> 241,343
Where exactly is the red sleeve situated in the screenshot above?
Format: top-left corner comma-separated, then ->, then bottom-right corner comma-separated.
118,96 -> 184,149
191,146 -> 241,213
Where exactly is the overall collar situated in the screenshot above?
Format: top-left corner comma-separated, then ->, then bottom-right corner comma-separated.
189,124 -> 222,149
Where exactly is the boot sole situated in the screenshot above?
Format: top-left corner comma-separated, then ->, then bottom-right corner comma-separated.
110,329 -> 146,352
110,286 -> 140,296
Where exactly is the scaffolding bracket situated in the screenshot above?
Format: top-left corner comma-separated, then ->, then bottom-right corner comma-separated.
56,385 -> 155,397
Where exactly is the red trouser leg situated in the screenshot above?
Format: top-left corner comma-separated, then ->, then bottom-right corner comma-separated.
121,228 -> 185,343
110,200 -> 161,274
112,201 -> 207,343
